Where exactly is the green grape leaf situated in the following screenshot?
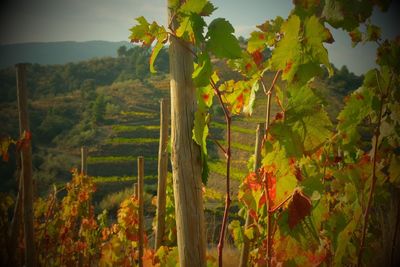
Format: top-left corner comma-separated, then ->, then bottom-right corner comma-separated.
247,31 -> 267,53
304,15 -> 333,75
322,0 -> 374,31
377,38 -> 400,73
193,107 -> 210,184
150,41 -> 164,73
334,201 -> 362,265
200,2 -> 217,16
179,0 -> 207,14
206,18 -> 242,59
129,16 -> 152,44
337,86 -> 373,146
177,13 -> 206,45
271,84 -> 332,156
192,53 -> 212,87
130,17 -> 167,73
270,15 -> 301,81
243,80 -> 259,116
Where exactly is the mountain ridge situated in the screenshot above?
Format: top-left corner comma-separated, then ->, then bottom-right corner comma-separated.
0,40 -> 133,68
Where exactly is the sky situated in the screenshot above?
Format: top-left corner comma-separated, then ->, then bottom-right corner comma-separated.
0,0 -> 399,75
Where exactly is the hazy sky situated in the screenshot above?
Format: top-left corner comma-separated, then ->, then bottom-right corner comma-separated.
0,0 -> 399,75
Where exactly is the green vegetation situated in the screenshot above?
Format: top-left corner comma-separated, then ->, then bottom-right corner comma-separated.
88,156 -> 157,163
112,124 -> 160,132
208,160 -> 247,181
210,121 -> 254,135
106,137 -> 159,144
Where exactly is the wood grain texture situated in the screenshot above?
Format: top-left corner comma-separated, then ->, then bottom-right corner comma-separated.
169,5 -> 206,265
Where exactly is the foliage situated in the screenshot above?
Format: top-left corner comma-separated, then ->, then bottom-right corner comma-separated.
130,0 -> 399,266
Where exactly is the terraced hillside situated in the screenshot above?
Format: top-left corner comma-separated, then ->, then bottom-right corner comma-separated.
87,76 -> 267,211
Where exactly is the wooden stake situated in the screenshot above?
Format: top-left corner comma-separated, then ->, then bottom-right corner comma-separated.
168,2 -> 206,265
16,63 -> 36,267
137,157 -> 144,267
239,123 -> 264,267
155,99 -> 169,250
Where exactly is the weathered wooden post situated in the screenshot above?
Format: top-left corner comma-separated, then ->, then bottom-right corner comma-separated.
239,123 -> 264,267
16,63 -> 36,267
168,1 -> 207,265
81,146 -> 88,175
155,99 -> 169,250
137,157 -> 144,267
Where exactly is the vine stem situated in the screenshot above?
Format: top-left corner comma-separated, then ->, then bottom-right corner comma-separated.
357,71 -> 392,266
260,70 -> 281,266
211,78 -> 232,267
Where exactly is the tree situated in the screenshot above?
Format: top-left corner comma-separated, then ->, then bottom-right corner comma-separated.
117,45 -> 127,57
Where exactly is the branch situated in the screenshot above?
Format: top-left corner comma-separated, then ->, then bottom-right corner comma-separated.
211,77 -> 232,267
357,71 -> 393,266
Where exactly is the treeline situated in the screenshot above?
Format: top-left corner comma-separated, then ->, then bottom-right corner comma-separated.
0,45 -> 169,103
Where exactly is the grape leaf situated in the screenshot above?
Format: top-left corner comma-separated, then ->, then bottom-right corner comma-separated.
288,190 -> 312,229
179,0 -> 207,15
337,86 -> 373,146
206,18 -> 242,59
150,41 -> 164,73
243,80 -> 259,116
192,53 -> 212,87
129,17 -> 167,73
270,15 -> 301,81
322,0 -> 374,31
304,15 -> 333,75
263,144 -> 298,206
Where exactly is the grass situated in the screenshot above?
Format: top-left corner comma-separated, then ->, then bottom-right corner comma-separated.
88,155 -> 157,163
106,137 -> 159,144
208,160 -> 247,181
210,121 -> 255,135
120,111 -> 156,118
112,125 -> 160,132
92,175 -> 157,184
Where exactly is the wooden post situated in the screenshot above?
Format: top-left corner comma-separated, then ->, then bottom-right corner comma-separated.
155,99 -> 169,250
81,146 -> 88,175
168,2 -> 206,265
16,63 -> 36,267
239,123 -> 264,267
137,157 -> 144,267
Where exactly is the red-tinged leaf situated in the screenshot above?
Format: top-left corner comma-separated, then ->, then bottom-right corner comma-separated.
288,190 -> 312,229
284,60 -> 293,74
251,50 -> 263,67
0,136 -> 12,162
244,172 -> 262,191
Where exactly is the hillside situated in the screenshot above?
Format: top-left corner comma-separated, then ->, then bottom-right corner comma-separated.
0,40 -> 133,69
0,49 -> 363,219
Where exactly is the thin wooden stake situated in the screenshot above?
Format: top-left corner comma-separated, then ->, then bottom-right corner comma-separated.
16,63 -> 36,267
155,99 -> 169,250
137,157 -> 144,267
239,123 -> 264,267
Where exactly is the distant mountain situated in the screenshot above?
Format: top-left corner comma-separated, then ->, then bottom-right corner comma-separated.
0,40 -> 133,68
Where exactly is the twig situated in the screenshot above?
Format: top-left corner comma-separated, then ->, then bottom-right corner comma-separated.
211,77 -> 232,267
357,71 -> 392,266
